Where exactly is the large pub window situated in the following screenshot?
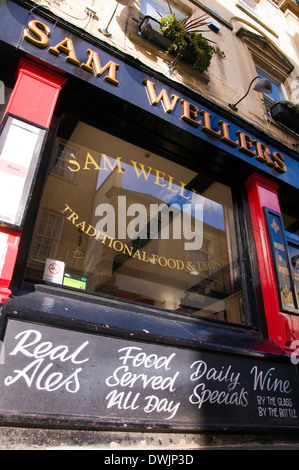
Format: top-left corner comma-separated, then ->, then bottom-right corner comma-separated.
25,115 -> 245,325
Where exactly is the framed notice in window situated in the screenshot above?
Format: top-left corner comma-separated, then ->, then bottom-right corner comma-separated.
264,208 -> 298,312
0,114 -> 46,229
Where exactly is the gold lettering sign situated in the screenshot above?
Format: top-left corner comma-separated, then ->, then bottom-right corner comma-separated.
23,20 -> 287,174
143,79 -> 180,114
24,20 -> 51,48
49,37 -> 80,66
24,20 -> 120,86
143,80 -> 287,174
81,49 -> 119,86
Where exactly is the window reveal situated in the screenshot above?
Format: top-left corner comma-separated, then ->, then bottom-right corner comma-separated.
26,117 -> 245,324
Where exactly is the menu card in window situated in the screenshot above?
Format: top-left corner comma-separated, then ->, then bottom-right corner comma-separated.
0,116 -> 46,228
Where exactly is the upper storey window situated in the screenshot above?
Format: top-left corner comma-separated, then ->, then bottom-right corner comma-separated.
256,66 -> 287,108
237,0 -> 260,16
239,0 -> 258,10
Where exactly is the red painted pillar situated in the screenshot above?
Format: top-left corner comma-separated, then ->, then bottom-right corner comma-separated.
0,59 -> 66,301
0,229 -> 20,300
245,173 -> 291,349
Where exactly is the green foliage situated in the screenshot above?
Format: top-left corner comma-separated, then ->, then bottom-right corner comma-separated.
158,13 -> 225,73
281,100 -> 299,116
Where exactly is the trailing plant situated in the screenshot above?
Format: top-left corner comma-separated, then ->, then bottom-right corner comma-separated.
157,3 -> 225,73
280,100 -> 299,115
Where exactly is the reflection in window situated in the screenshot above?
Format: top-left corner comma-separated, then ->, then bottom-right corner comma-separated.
51,141 -> 78,181
30,211 -> 64,265
26,116 -> 245,324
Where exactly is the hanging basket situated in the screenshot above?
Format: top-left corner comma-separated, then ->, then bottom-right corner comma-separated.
270,102 -> 299,136
139,16 -> 197,66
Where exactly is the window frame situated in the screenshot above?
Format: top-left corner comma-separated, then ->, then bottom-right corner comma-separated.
12,76 -> 262,335
139,0 -> 189,19
50,139 -> 80,182
238,0 -> 260,16
29,209 -> 64,264
256,66 -> 288,110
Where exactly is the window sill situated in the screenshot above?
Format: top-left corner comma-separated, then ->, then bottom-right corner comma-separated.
5,282 -> 288,358
129,31 -> 210,84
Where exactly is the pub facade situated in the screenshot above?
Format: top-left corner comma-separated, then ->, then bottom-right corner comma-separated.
0,0 -> 299,449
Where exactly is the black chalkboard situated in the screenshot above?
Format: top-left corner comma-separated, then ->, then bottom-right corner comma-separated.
264,208 -> 298,312
0,319 -> 298,430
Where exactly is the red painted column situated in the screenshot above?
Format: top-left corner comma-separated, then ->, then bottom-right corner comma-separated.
245,173 -> 292,350
0,229 -> 20,300
5,61 -> 66,128
0,59 -> 66,302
